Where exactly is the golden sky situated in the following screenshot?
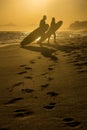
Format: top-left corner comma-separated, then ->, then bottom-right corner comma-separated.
0,0 -> 87,31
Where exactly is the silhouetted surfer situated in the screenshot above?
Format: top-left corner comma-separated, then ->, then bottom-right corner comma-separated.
48,17 -> 56,43
39,15 -> 47,28
39,15 -> 48,45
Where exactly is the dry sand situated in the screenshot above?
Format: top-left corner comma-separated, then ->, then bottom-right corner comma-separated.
0,38 -> 87,130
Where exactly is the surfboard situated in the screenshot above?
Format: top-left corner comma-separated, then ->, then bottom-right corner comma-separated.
39,21 -> 63,43
21,24 -> 49,46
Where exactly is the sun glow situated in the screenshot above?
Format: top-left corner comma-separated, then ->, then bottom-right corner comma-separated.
32,0 -> 48,7
21,0 -> 50,15
31,0 -> 49,8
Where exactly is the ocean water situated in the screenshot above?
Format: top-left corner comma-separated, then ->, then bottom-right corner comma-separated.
0,31 -> 28,47
0,30 -> 87,48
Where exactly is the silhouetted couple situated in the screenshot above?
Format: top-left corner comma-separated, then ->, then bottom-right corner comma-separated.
39,15 -> 56,43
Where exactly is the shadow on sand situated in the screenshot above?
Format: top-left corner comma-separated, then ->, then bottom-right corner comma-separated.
22,45 -> 58,62
41,43 -> 77,53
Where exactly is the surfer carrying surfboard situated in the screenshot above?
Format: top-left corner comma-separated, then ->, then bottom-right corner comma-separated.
39,15 -> 49,43
39,15 -> 47,28
48,17 -> 56,43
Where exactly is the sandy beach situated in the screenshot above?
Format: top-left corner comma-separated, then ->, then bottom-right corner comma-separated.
0,36 -> 87,130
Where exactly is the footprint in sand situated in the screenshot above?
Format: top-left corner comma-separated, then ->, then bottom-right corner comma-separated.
30,60 -> 36,64
9,82 -> 24,92
19,64 -> 27,67
14,109 -> 34,119
5,97 -> 24,105
24,67 -> 32,70
48,67 -> 54,71
0,128 -> 9,130
41,72 -> 48,76
77,69 -> 87,74
51,55 -> 58,62
24,76 -> 33,79
43,102 -> 56,110
83,61 -> 87,65
41,84 -> 49,89
63,117 -> 81,128
13,82 -> 24,87
47,91 -> 59,97
37,56 -> 42,59
74,63 -> 82,67
21,88 -> 35,93
48,64 -> 56,71
18,71 -> 27,75
48,77 -> 54,81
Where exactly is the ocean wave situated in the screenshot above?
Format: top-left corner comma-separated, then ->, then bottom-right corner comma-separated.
0,31 -> 87,48
0,31 -> 29,47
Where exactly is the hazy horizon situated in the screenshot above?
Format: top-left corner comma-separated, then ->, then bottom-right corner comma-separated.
0,0 -> 87,31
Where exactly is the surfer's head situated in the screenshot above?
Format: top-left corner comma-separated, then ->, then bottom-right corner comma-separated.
52,17 -> 55,21
43,15 -> 47,20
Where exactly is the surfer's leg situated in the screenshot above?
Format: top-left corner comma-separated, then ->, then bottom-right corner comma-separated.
48,37 -> 50,43
54,33 -> 56,43
48,36 -> 50,43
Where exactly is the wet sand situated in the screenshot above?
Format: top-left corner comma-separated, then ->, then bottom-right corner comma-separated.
0,38 -> 87,130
